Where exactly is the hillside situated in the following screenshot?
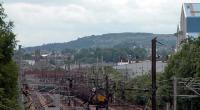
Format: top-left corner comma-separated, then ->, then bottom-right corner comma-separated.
24,32 -> 176,53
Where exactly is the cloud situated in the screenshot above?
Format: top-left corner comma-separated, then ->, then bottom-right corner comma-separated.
3,0 -> 200,46
5,3 -> 94,27
4,3 -> 96,46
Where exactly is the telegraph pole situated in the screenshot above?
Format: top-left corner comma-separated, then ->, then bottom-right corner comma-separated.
105,75 -> 109,110
101,56 -> 105,75
18,45 -> 25,110
151,37 -> 157,110
96,57 -> 99,86
173,77 -> 177,110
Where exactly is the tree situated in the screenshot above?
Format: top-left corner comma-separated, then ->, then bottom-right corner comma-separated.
158,37 -> 200,110
0,3 -> 20,109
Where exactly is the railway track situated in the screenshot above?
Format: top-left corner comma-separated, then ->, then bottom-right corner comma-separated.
31,91 -> 45,110
24,69 -> 145,110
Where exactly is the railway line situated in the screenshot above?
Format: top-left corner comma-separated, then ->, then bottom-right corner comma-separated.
21,67 -> 145,110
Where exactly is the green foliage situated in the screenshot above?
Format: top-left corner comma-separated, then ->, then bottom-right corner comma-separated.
105,66 -> 123,80
0,3 -> 20,109
74,47 -> 147,63
24,33 -> 176,53
110,37 -> 200,109
23,53 -> 32,60
125,75 -> 151,105
157,48 -> 173,61
61,48 -> 75,54
163,37 -> 200,78
158,37 -> 200,110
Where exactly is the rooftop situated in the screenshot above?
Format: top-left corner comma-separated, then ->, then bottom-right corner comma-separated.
183,3 -> 200,17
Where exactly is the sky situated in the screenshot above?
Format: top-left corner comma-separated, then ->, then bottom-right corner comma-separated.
3,0 -> 200,47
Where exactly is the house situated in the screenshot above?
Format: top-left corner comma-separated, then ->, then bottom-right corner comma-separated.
176,3 -> 200,50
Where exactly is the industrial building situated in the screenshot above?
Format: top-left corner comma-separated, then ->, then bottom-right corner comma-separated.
176,3 -> 200,50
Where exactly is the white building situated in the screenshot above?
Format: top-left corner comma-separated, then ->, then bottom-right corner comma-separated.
176,3 -> 200,50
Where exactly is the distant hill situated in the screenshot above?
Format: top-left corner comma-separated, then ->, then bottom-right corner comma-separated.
24,32 -> 176,53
